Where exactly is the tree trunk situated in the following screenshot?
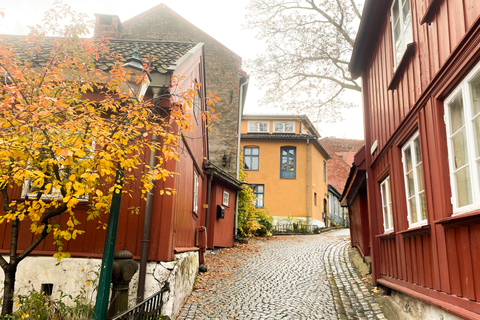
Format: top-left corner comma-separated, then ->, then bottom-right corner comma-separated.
1,263 -> 17,316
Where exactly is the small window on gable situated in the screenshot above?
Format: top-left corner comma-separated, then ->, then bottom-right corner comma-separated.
273,121 -> 295,133
223,190 -> 229,206
391,0 -> 413,70
248,121 -> 269,133
380,176 -> 394,233
444,63 -> 480,214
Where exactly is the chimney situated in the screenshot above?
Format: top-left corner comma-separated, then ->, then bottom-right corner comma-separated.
94,14 -> 123,39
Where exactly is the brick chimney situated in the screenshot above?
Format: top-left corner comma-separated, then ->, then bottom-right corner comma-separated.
94,14 -> 123,39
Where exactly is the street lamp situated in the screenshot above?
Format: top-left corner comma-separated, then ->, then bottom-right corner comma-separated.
93,44 -> 150,320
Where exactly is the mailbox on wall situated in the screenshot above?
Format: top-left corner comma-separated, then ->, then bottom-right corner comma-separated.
217,205 -> 225,219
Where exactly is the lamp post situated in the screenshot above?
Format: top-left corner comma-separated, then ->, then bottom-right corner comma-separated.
93,44 -> 150,320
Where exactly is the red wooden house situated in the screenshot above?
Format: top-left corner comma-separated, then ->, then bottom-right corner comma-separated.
0,38 -> 240,317
348,0 -> 480,318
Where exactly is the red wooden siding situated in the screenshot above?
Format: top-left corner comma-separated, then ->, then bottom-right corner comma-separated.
348,188 -> 370,258
356,0 -> 480,316
207,181 -> 235,249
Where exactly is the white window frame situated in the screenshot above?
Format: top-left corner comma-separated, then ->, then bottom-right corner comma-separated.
248,121 -> 269,133
223,190 -> 230,206
273,121 -> 295,133
390,0 -> 413,70
380,176 -> 394,233
444,63 -> 480,215
193,171 -> 199,213
402,131 -> 427,228
21,142 -> 94,201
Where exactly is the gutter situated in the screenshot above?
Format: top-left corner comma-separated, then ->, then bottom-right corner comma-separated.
306,138 -> 310,227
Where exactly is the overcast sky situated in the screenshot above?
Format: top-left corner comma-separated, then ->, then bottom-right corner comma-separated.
0,0 -> 364,140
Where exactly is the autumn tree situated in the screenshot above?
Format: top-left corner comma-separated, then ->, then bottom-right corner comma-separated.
0,3 -> 215,316
245,0 -> 363,121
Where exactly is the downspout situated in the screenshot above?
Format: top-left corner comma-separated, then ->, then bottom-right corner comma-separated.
306,138 -> 310,229
205,170 -> 214,236
235,78 -> 249,239
137,89 -> 161,303
136,133 -> 157,303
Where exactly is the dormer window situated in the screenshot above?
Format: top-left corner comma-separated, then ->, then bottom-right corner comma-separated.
273,121 -> 295,133
391,0 -> 413,70
248,121 -> 269,133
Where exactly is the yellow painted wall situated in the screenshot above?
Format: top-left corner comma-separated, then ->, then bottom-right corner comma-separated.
241,118 -> 328,224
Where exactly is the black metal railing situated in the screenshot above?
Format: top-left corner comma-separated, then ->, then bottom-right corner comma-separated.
273,224 -> 319,234
111,287 -> 168,320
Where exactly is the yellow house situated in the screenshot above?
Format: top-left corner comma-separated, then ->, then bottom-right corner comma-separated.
240,114 -> 330,228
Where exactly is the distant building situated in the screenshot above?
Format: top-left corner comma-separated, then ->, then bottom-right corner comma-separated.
321,137 -> 363,227
240,114 -> 330,228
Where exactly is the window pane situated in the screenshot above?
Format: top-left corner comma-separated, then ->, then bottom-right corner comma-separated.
405,146 -> 413,172
394,23 -> 401,46
289,149 -> 294,156
282,149 -> 288,156
452,129 -> 469,169
420,193 -> 427,221
275,123 -> 283,132
414,137 -> 421,163
282,159 -> 287,171
383,207 -> 390,230
470,72 -> 480,117
392,0 -> 400,23
252,148 -> 259,156
407,171 -> 415,197
409,198 -> 417,223
289,158 -> 294,171
449,93 -> 465,133
381,183 -> 387,205
252,157 -> 259,170
285,122 -> 294,132
473,117 -> 480,158
402,0 -> 411,31
416,164 -> 424,191
455,167 -> 473,207
245,148 -> 251,155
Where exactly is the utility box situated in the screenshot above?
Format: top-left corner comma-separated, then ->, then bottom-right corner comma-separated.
217,205 -> 225,219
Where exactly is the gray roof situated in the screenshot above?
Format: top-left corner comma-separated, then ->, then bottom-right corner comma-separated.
0,35 -> 197,74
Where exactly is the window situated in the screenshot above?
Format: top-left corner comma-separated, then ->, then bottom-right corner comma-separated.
223,190 -> 230,206
244,147 -> 259,170
391,0 -> 413,70
402,132 -> 427,228
249,184 -> 264,208
444,64 -> 480,214
380,176 -> 394,233
248,121 -> 269,133
22,139 -> 94,200
280,147 -> 296,178
273,121 -> 294,133
193,171 -> 199,213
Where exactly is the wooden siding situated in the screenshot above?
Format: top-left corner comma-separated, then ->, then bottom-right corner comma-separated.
360,0 -> 480,316
348,187 -> 370,258
207,181 -> 235,249
365,0 -> 480,157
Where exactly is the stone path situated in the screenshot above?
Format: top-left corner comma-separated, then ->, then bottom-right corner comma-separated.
177,229 -> 386,320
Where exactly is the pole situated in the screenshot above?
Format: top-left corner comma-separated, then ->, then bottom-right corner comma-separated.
93,165 -> 124,320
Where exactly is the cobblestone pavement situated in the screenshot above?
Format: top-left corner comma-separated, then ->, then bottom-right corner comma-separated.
177,229 -> 386,320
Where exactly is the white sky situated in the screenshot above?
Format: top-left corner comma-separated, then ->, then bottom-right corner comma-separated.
0,0 -> 364,140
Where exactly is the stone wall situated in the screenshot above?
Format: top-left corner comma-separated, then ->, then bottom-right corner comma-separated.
0,252 -> 199,319
120,7 -> 246,176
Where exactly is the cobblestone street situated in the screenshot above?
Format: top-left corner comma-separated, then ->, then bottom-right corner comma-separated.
177,229 -> 386,320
